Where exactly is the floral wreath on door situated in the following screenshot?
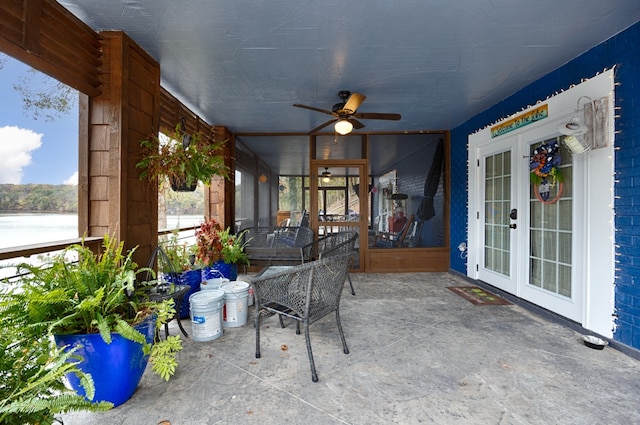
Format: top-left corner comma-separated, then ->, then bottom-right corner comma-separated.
530,140 -> 563,204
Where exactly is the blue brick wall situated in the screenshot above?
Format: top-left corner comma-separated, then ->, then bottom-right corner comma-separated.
450,22 -> 640,349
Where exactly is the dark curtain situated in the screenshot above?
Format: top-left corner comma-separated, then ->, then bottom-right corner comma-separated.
416,139 -> 444,221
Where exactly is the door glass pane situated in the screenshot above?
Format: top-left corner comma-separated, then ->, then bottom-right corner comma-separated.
484,151 -> 511,276
528,138 -> 572,298
315,166 -> 363,271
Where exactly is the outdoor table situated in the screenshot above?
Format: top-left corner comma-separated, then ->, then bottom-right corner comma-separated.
147,283 -> 190,338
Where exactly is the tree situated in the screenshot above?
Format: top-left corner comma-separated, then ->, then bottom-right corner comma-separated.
0,52 -> 77,122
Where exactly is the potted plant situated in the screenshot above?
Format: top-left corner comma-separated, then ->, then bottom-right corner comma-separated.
159,230 -> 201,319
0,235 -> 183,408
195,218 -> 249,281
136,122 -> 229,191
0,318 -> 112,424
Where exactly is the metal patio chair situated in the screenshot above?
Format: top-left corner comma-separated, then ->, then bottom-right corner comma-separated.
308,230 -> 358,295
253,253 -> 352,382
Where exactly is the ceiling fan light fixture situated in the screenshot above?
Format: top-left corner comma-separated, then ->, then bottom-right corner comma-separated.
334,119 -> 353,135
321,167 -> 332,183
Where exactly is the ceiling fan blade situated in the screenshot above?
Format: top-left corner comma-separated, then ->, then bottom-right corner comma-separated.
349,118 -> 365,129
353,112 -> 401,121
293,103 -> 335,116
308,118 -> 337,134
343,92 -> 366,113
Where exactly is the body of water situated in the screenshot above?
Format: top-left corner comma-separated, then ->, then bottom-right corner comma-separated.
0,213 -> 203,249
0,213 -> 203,279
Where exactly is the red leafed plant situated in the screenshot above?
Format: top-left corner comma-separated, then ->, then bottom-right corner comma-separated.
195,218 -> 249,266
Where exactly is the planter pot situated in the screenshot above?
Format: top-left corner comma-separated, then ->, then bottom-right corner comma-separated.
169,175 -> 197,192
202,260 -> 238,281
163,269 -> 202,319
54,316 -> 156,407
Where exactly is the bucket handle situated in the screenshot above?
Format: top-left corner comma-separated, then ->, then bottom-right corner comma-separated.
207,269 -> 225,280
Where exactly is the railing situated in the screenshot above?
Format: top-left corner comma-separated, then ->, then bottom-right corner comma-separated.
0,237 -> 104,261
0,224 -> 199,281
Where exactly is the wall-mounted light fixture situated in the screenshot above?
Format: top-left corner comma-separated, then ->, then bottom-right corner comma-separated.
558,96 -> 592,155
334,119 -> 353,135
321,167 -> 332,183
258,174 -> 267,183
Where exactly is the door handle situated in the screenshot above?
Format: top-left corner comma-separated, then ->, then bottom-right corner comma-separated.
509,223 -> 517,229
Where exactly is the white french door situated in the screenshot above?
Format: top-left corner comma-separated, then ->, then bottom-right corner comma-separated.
476,139 -> 518,294
468,70 -> 615,330
518,133 -> 582,322
474,132 -> 582,322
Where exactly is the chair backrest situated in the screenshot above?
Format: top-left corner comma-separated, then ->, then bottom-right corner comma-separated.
317,231 -> 358,260
394,214 -> 414,247
278,218 -> 291,227
298,209 -> 309,227
293,226 -> 314,247
403,219 -> 423,247
252,253 -> 352,320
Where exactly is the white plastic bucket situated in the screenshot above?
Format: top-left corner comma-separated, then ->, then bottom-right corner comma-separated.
200,276 -> 229,291
189,290 -> 225,342
220,281 -> 250,328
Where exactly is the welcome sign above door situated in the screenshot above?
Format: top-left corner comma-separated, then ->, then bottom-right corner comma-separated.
490,104 -> 548,138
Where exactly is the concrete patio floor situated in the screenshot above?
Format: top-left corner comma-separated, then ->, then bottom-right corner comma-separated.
60,272 -> 640,425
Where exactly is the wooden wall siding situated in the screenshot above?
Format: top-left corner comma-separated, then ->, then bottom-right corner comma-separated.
366,248 -> 450,273
86,31 -> 160,266
78,94 -> 89,235
0,0 -> 101,97
159,87 -> 223,146
205,127 -> 236,229
0,1 -> 236,258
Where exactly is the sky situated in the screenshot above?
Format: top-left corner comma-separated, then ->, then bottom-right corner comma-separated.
0,54 -> 78,185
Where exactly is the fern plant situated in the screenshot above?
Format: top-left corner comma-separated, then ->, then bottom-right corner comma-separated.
0,235 -> 183,387
137,122 -> 229,190
0,331 -> 112,424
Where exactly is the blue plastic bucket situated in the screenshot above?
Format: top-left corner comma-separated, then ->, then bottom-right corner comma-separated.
189,290 -> 225,342
163,269 -> 201,319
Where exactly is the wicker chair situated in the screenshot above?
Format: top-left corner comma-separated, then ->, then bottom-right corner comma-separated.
252,253 -> 352,382
309,230 -> 358,295
240,226 -> 315,265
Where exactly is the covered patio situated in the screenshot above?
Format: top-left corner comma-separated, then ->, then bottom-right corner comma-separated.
1,4 -> 640,422
60,272 -> 640,425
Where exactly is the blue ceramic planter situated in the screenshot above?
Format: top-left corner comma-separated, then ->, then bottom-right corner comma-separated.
164,269 -> 202,319
202,260 -> 238,281
54,316 -> 155,407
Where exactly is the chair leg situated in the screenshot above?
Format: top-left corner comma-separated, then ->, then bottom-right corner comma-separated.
347,272 -> 355,296
335,307 -> 349,355
255,308 -> 261,359
303,321 -> 318,382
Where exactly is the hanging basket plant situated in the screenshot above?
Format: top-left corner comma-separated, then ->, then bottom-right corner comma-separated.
169,175 -> 198,192
137,122 -> 229,190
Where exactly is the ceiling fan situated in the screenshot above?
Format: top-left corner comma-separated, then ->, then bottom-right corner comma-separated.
293,90 -> 401,135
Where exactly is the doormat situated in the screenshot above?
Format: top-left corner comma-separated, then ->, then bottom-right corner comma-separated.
447,286 -> 511,306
